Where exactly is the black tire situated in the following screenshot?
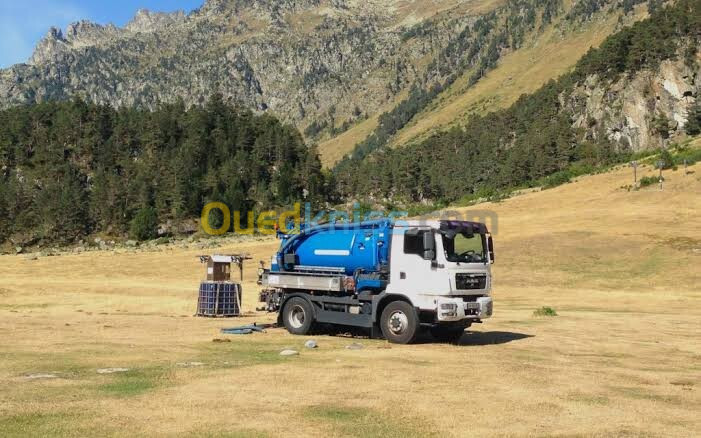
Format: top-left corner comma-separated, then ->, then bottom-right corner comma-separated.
430,326 -> 465,343
282,297 -> 315,335
380,301 -> 419,344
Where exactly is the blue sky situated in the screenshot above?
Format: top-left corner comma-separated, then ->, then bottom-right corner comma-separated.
0,0 -> 204,68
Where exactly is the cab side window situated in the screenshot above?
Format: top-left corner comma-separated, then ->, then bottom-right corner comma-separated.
404,231 -> 427,257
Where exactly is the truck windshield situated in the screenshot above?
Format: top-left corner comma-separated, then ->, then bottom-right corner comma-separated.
442,232 -> 485,263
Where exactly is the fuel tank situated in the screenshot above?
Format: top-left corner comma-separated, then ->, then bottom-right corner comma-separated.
272,220 -> 392,275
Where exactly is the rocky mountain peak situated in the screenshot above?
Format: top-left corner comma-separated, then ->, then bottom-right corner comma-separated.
45,26 -> 65,41
200,0 -> 230,13
198,0 -> 326,22
29,27 -> 68,65
65,20 -> 118,45
125,8 -> 186,33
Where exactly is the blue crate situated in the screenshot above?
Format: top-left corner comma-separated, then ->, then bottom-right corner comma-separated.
196,282 -> 241,317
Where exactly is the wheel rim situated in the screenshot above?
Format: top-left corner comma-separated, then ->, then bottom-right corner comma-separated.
387,310 -> 409,335
289,305 -> 306,329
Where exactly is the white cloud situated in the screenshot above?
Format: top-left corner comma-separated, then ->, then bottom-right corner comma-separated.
0,0 -> 89,67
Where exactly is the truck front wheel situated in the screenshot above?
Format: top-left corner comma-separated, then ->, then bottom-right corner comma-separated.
282,297 -> 314,335
380,301 -> 418,344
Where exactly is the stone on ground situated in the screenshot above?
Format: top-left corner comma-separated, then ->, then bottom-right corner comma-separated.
304,340 -> 318,349
96,367 -> 129,374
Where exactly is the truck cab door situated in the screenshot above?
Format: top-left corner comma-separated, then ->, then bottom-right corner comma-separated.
385,229 -> 447,299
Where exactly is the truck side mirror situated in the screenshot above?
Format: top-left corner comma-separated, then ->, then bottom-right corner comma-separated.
423,232 -> 436,260
488,235 -> 495,264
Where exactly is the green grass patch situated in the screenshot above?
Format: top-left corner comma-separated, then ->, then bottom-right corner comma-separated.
0,412 -> 71,437
635,140 -> 701,169
195,340 -> 294,369
97,367 -> 169,398
304,405 -> 438,438
533,307 -> 558,317
666,139 -> 701,167
405,201 -> 448,217
627,248 -> 666,278
638,175 -> 663,188
540,170 -> 575,189
673,146 -> 701,167
307,406 -> 368,422
453,186 -> 513,207
0,411 -> 106,438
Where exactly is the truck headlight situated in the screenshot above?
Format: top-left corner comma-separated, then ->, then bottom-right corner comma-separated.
440,303 -> 458,318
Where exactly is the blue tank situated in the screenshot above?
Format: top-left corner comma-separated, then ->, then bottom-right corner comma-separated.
272,220 -> 392,276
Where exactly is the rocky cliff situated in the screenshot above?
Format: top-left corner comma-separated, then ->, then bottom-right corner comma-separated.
570,56 -> 699,151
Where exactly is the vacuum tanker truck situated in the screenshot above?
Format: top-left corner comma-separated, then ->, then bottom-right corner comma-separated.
258,219 -> 494,344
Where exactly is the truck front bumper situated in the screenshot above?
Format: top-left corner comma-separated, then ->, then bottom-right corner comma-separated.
436,296 -> 493,322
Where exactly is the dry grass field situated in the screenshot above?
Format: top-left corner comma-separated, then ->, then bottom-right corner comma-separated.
1,160 -> 700,437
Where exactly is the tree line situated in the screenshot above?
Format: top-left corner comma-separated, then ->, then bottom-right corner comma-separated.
0,95 -> 326,244
0,0 -> 699,245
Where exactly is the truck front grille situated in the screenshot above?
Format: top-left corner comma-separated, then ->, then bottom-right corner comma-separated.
455,274 -> 486,290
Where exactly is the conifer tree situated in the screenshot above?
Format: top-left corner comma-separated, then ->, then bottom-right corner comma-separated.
686,101 -> 701,136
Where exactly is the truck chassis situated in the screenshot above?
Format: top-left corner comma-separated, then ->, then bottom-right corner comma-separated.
259,271 -> 489,344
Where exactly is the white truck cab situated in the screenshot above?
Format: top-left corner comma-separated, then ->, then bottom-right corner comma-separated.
386,220 -> 493,325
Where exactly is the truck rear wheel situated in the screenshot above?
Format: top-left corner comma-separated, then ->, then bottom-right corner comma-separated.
282,297 -> 314,335
380,301 -> 418,344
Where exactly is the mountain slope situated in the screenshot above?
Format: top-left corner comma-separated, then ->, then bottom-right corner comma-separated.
334,0 -> 701,202
0,0 -> 647,168
0,0 -> 505,136
388,5 -> 647,149
321,7 -> 629,165
321,0 -> 655,165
